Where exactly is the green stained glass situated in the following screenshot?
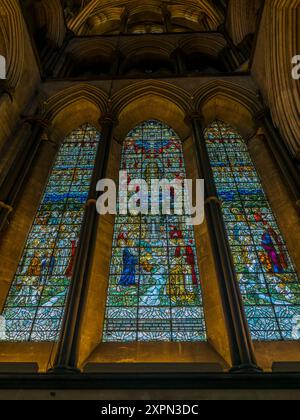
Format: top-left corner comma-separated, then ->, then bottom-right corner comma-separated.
103,120 -> 206,342
1,124 -> 101,341
205,120 -> 300,341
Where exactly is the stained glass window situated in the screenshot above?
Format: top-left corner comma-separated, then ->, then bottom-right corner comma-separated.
103,120 -> 206,342
205,120 -> 300,341
1,124 -> 101,341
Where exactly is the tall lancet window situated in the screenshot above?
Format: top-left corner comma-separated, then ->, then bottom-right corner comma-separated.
1,124 -> 101,341
205,120 -> 300,341
103,120 -> 206,342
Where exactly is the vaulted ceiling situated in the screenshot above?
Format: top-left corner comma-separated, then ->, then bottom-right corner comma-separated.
62,0 -> 225,35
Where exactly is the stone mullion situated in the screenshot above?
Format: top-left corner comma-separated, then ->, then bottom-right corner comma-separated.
188,112 -> 262,373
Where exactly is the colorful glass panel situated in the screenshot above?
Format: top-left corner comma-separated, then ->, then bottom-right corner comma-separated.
103,120 -> 206,342
205,120 -> 300,340
1,124 -> 101,341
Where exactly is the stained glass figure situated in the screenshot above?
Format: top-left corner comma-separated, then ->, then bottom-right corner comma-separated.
1,124 -> 101,341
205,120 -> 300,340
103,120 -> 206,342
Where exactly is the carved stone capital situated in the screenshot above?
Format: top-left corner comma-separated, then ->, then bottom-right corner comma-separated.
205,196 -> 222,207
85,199 -> 97,208
253,108 -> 268,125
244,128 -> 265,146
185,111 -> 205,127
21,115 -> 51,129
295,149 -> 300,162
0,81 -> 15,101
0,201 -> 13,214
99,112 -> 118,127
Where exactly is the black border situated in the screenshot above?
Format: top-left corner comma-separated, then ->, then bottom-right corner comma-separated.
0,373 -> 300,390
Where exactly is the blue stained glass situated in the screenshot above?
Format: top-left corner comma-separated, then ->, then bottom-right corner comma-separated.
103,120 -> 207,342
1,124 -> 101,341
205,120 -> 300,341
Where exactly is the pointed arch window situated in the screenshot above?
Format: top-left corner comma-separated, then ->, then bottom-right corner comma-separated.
1,124 -> 101,341
103,120 -> 206,342
205,120 -> 300,341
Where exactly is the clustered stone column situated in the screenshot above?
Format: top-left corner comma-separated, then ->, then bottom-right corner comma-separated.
0,116 -> 50,233
161,5 -> 173,33
171,48 -> 186,75
50,113 -> 117,374
218,24 -> 247,71
0,81 -> 14,102
42,30 -> 75,78
187,112 -> 262,373
254,109 -> 300,207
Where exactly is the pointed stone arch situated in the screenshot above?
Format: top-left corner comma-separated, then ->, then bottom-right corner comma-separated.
41,84 -> 108,143
111,81 -> 192,142
0,0 -> 25,89
68,0 -> 224,35
252,0 -> 300,156
193,80 -> 261,138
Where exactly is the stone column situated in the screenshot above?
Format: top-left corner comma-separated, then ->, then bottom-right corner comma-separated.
218,24 -> 246,68
0,117 -> 49,233
110,50 -> 124,77
0,81 -> 14,102
172,48 -> 186,75
43,30 -> 75,78
187,112 -> 261,373
254,110 -> 300,207
50,113 -> 116,374
120,10 -> 128,34
162,5 -> 172,33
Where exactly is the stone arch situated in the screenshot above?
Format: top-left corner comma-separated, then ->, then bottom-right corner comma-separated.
0,0 -> 25,89
120,52 -> 175,76
31,0 -> 66,47
83,7 -> 125,36
0,85 -> 106,368
112,81 -> 192,142
68,0 -> 224,35
168,2 -> 221,31
127,2 -> 164,23
119,38 -> 175,74
0,0 -> 41,157
179,33 -> 228,72
193,80 -> 260,139
179,33 -> 226,57
120,37 -> 174,58
76,101 -> 231,370
252,0 -> 300,156
41,84 -> 108,143
227,0 -> 262,46
62,38 -> 116,77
